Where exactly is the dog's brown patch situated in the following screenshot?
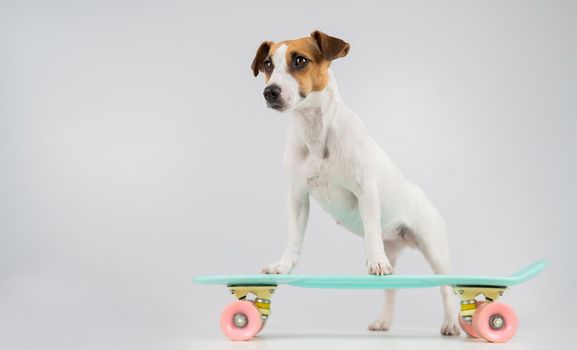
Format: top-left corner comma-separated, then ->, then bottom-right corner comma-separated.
310,30 -> 350,61
251,41 -> 273,77
251,31 -> 350,96
284,37 -> 330,95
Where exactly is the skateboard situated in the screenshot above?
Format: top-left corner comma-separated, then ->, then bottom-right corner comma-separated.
194,259 -> 548,343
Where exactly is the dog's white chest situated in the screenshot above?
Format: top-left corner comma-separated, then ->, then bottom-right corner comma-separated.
300,155 -> 331,187
299,157 -> 364,234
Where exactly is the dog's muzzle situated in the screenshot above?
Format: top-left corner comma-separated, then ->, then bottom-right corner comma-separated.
263,84 -> 285,110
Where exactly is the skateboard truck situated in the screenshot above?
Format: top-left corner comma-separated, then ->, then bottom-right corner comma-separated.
452,285 -> 518,341
218,284 -> 278,340
228,285 -> 277,320
454,285 -> 506,324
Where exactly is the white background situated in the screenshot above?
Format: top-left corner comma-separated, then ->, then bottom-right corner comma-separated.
1,1 -> 576,349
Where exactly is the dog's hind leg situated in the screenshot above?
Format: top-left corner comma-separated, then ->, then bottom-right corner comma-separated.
368,239 -> 406,331
416,218 -> 460,336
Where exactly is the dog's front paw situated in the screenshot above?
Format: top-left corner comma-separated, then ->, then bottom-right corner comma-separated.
440,319 -> 461,336
367,258 -> 394,275
261,260 -> 294,274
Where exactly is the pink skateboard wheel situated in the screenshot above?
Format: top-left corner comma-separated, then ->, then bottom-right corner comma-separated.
473,302 -> 518,343
459,314 -> 479,338
257,319 -> 267,335
220,300 -> 263,341
458,301 -> 484,338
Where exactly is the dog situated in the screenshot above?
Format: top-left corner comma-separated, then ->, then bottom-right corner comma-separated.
251,31 -> 460,336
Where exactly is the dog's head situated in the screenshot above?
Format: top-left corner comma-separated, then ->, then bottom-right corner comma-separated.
251,31 -> 350,112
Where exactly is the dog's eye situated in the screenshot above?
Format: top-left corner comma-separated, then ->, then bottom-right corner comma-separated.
293,55 -> 308,69
263,59 -> 273,72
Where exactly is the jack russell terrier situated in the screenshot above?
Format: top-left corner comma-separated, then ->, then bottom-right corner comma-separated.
251,31 -> 460,336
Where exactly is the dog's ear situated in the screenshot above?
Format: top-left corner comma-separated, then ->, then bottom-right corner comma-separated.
251,41 -> 273,77
310,30 -> 350,61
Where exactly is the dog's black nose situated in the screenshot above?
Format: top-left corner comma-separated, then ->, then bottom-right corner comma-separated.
263,84 -> 281,102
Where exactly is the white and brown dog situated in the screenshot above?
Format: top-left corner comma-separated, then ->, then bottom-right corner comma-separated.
252,31 -> 460,336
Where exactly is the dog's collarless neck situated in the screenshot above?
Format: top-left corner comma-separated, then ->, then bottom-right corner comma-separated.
290,73 -> 342,159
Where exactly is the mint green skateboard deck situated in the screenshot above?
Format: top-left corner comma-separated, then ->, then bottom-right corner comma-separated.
194,260 -> 547,343
194,260 -> 547,289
